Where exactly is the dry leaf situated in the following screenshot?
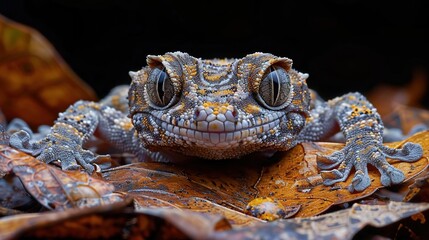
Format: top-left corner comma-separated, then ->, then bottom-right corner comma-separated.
104,131 -> 429,223
382,104 -> 429,135
209,201 -> 429,240
366,70 -> 427,119
105,161 -> 264,227
135,207 -> 232,239
0,198 -> 232,240
0,174 -> 38,214
402,170 -> 429,202
255,130 -> 429,217
2,199 -> 427,240
0,14 -> 97,128
0,145 -> 122,210
0,199 -> 133,240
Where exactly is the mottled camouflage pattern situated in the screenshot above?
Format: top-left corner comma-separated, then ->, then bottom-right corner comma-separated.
9,52 -> 423,192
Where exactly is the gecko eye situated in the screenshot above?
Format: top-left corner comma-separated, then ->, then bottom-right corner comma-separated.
147,66 -> 176,108
257,65 -> 291,109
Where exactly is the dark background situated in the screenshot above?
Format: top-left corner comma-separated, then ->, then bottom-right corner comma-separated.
1,0 -> 428,107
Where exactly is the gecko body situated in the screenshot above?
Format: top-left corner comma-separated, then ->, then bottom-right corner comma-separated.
9,52 -> 423,192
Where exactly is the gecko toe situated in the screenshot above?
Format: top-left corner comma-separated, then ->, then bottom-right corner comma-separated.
317,150 -> 346,169
379,165 -> 405,186
381,142 -> 423,162
9,130 -> 35,154
63,163 -> 81,170
401,142 -> 423,161
321,169 -> 343,185
349,170 -> 371,192
321,168 -> 352,186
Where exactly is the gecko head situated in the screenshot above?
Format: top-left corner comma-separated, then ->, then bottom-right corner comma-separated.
128,52 -> 311,160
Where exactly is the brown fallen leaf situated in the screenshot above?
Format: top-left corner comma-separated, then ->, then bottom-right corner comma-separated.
0,174 -> 39,214
0,199 -> 134,240
0,111 -> 5,126
0,145 -> 122,210
256,130 -> 429,218
382,104 -> 429,136
104,131 -> 429,222
135,207 -> 232,239
2,198 -> 427,240
106,162 -> 264,227
0,198 -> 232,240
401,169 -> 429,203
367,68 -> 428,120
209,201 -> 429,240
0,14 -> 97,128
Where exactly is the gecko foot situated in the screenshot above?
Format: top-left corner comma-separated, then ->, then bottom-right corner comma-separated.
9,130 -> 108,173
317,141 -> 423,192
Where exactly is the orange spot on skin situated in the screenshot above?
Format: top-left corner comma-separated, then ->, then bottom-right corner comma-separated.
292,99 -> 302,106
121,120 -> 135,131
111,95 -> 121,108
214,58 -> 233,65
197,89 -> 206,95
212,89 -> 234,96
201,102 -> 235,115
77,105 -> 86,110
245,104 -> 261,114
350,105 -> 372,118
348,95 -> 357,101
184,64 -> 197,77
163,55 -> 175,62
204,73 -> 224,81
287,119 -> 293,129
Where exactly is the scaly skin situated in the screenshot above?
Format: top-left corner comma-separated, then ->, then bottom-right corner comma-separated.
9,52 -> 423,192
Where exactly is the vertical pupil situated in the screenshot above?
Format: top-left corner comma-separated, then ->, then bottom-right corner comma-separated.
157,70 -> 166,103
270,67 -> 280,105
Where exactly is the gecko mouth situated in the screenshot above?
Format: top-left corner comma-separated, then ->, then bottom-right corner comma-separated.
149,112 -> 285,149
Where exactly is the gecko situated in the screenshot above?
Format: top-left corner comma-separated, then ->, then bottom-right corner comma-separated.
8,51 -> 423,192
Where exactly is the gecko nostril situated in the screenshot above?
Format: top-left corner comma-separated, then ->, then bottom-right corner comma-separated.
232,108 -> 238,118
194,108 -> 208,121
224,106 -> 239,122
